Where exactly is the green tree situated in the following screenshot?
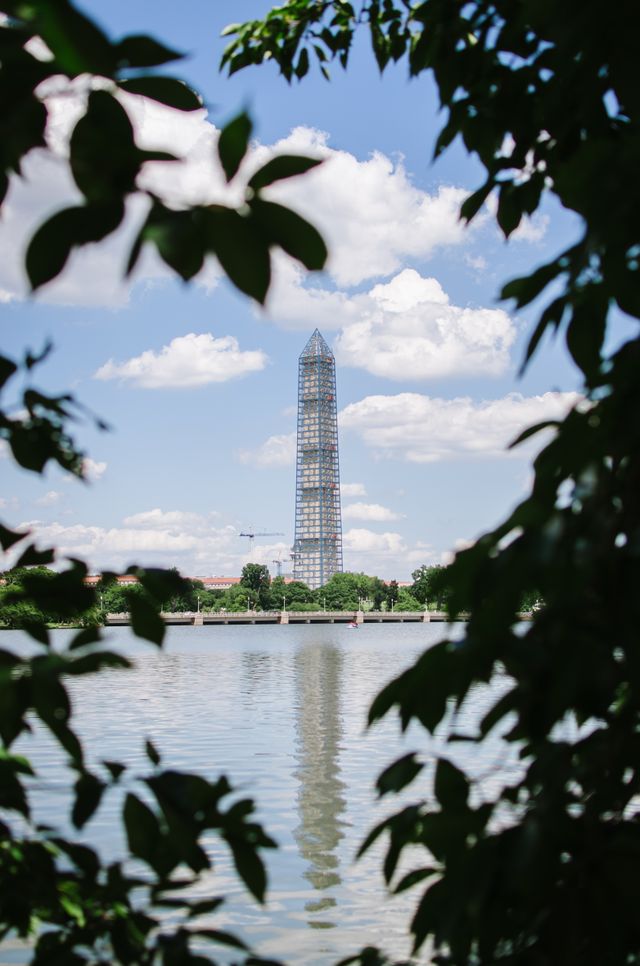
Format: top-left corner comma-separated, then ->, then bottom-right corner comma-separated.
276,578 -> 316,608
222,583 -> 253,612
411,564 -> 451,609
0,0 -> 326,959
321,571 -> 372,610
385,579 -> 399,610
394,588 -> 420,612
225,3 -> 640,963
370,576 -> 387,610
240,564 -> 271,609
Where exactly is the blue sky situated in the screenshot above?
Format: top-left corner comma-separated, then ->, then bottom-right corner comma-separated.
1,0 -> 586,581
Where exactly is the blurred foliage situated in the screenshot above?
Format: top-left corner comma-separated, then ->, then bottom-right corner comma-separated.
0,0 -> 330,958
3,0 -> 639,960
0,0 -> 327,304
224,1 -> 640,963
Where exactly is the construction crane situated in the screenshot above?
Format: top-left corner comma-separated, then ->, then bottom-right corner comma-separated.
239,530 -> 284,553
272,558 -> 283,577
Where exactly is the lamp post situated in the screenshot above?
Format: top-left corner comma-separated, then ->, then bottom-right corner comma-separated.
197,595 -> 200,613
283,596 -> 286,612
323,596 -> 326,613
247,596 -> 250,613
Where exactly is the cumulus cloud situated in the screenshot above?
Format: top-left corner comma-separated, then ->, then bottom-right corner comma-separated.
465,254 -> 488,272
0,85 -> 480,308
82,457 -> 107,482
266,266 -> 515,380
342,502 -> 403,522
35,490 -> 62,507
122,508 -> 210,530
236,432 -> 296,467
343,528 -> 407,555
340,390 -> 579,463
0,81 -> 229,306
0,72 -> 549,309
260,128 -> 477,286
341,482 -> 367,498
11,512 -> 293,577
13,516 -> 237,573
95,333 -> 268,389
333,269 -> 516,380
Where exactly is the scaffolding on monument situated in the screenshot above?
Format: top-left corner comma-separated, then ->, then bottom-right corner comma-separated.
293,329 -> 343,590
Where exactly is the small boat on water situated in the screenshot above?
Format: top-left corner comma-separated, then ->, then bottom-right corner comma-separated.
347,621 -> 359,628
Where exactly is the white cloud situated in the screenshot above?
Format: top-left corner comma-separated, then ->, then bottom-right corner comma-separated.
82,457 -> 107,482
10,513 -> 292,577
95,333 -> 268,389
465,254 -> 487,272
340,390 -> 579,463
0,76 -> 546,309
0,82 -> 227,306
122,508 -> 210,530
35,490 -> 62,507
341,482 -> 367,498
342,528 -> 410,580
13,516 -> 239,574
343,528 -> 407,555
266,266 -> 515,379
333,269 -> 516,380
236,432 -> 296,467
342,502 -> 403,522
259,127 -> 478,287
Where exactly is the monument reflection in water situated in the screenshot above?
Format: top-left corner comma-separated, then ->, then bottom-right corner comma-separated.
294,641 -> 348,925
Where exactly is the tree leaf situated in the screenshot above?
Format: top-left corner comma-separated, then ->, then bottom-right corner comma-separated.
70,91 -> 139,201
34,0 -> 116,75
130,595 -> 165,646
508,419 -> 560,450
376,753 -> 423,797
72,771 -> 105,829
0,523 -> 28,551
434,758 -> 469,811
0,355 -> 18,390
68,626 -> 102,651
248,154 -> 322,192
13,545 -> 55,568
249,199 -> 327,271
393,866 -> 440,894
119,75 -> 202,111
217,110 -> 253,182
116,34 -> 184,68
26,202 -> 124,290
204,206 -> 271,303
123,793 -> 163,870
226,839 -> 268,903
145,739 -> 162,766
189,928 -> 248,950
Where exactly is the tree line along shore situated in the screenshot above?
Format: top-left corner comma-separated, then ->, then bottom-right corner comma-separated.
0,563 -> 541,628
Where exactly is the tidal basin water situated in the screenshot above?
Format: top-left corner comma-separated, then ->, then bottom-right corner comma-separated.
1,622 -> 519,965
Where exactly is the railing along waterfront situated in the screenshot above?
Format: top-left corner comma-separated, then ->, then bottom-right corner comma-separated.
104,610 -> 534,627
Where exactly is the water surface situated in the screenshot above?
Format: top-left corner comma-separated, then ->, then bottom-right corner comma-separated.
1,622 -> 515,964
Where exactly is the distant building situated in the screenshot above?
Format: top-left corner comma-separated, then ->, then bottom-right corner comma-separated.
293,329 -> 343,590
192,576 -> 241,591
